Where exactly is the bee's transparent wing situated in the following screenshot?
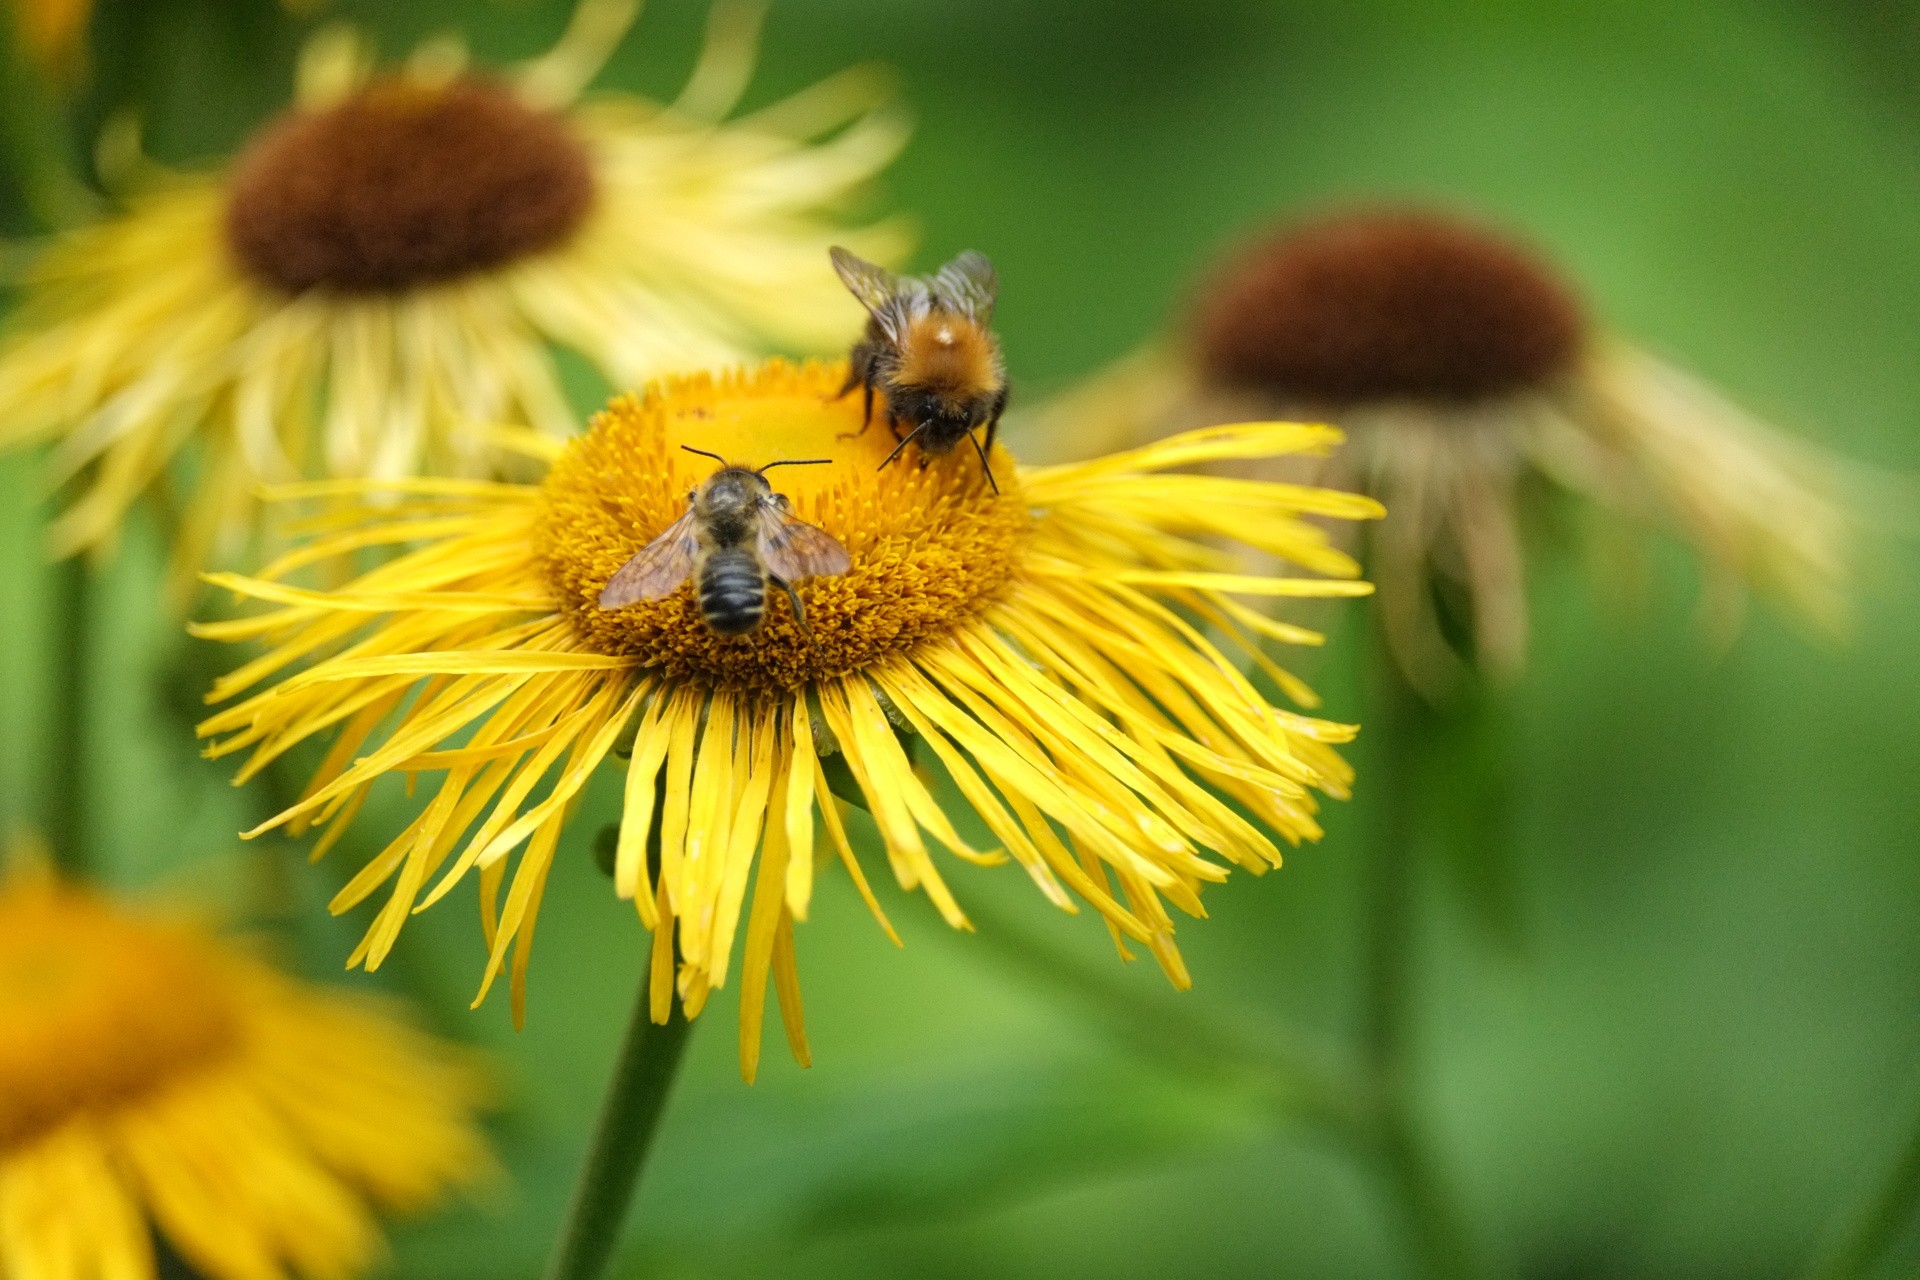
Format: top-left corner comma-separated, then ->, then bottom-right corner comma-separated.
756,499 -> 851,583
829,246 -> 924,345
598,508 -> 700,608
931,250 -> 998,322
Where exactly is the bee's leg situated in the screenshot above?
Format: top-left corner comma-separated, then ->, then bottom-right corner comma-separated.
774,576 -> 811,637
836,378 -> 879,441
967,428 -> 1000,494
877,421 -> 926,472
834,347 -> 865,400
836,348 -> 878,438
984,386 -> 1009,454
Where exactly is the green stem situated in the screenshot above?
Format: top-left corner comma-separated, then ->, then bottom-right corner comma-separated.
0,10 -> 93,232
1362,650 -> 1484,1280
46,555 -> 92,878
1362,669 -> 1419,1074
542,944 -> 695,1280
1803,1103 -> 1920,1280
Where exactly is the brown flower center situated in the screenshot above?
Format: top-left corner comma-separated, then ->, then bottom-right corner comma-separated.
225,79 -> 596,295
0,884 -> 241,1153
1193,210 -> 1586,405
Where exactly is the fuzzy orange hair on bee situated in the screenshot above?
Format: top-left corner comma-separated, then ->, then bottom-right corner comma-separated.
829,246 -> 1009,491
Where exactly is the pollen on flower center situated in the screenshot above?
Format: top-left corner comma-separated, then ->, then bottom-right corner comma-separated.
538,360 -> 1033,691
1194,210 -> 1587,405
225,79 -> 596,295
0,886 -> 240,1152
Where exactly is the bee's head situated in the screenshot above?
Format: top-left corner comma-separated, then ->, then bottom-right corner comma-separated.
681,447 -> 833,514
939,400 -> 987,433
694,467 -> 764,515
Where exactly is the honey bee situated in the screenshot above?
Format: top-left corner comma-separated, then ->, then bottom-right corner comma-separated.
597,447 -> 851,637
829,246 -> 1009,491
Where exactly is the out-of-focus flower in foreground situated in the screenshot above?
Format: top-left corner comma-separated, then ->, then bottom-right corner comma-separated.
0,850 -> 492,1280
196,358 -> 1381,1080
1024,209 -> 1863,700
0,0 -> 909,592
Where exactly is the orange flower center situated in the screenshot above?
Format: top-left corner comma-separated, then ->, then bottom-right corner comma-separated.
538,361 -> 1033,691
0,884 -> 241,1153
225,79 -> 595,295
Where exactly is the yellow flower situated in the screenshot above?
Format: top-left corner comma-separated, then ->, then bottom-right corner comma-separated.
1024,209 -> 1865,700
196,358 -> 1381,1081
0,0 -> 908,592
0,855 -> 493,1280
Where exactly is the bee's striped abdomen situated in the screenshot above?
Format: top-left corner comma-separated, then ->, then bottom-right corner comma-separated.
697,549 -> 765,635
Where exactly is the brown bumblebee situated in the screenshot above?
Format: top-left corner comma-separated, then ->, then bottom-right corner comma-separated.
829,246 -> 1009,491
597,447 -> 851,636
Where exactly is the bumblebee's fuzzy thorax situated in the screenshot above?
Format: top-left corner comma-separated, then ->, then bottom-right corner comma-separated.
898,314 -> 1001,393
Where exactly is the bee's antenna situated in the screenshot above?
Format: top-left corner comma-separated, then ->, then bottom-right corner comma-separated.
757,458 -> 833,474
877,423 -> 927,472
965,430 -> 1000,495
680,445 -> 728,466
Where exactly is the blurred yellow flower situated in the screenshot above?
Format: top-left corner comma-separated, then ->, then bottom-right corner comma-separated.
0,853 -> 493,1280
0,0 -> 909,593
196,358 -> 1380,1081
1023,209 -> 1865,700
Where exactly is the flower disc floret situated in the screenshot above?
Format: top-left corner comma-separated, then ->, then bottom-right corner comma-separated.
539,362 -> 1030,690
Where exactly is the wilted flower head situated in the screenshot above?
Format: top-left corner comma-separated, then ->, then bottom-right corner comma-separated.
197,357 -> 1381,1080
0,849 -> 492,1280
1030,208 -> 1862,700
1195,211 -> 1592,407
0,0 -> 909,593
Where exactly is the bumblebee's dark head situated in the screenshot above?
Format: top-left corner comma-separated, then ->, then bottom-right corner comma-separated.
873,411 -> 1001,493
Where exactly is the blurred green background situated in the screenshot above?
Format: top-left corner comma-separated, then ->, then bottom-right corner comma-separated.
1,0 -> 1917,1277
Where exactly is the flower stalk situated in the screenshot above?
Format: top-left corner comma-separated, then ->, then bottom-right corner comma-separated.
0,15 -> 93,231
542,933 -> 695,1280
1361,633 -> 1489,1280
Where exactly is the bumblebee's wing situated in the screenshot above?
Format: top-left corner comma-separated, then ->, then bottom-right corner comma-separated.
597,508 -> 699,609
756,499 -> 851,584
829,246 -> 924,345
930,250 -> 998,322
